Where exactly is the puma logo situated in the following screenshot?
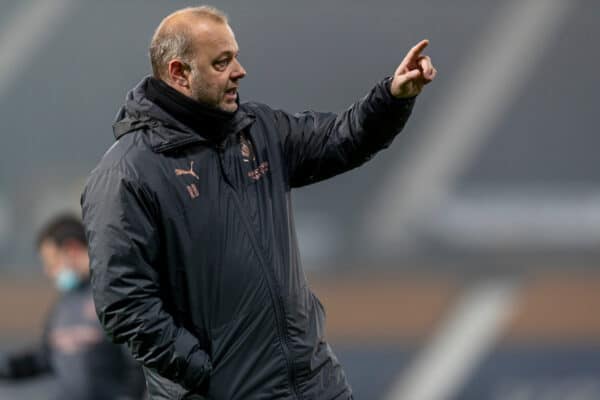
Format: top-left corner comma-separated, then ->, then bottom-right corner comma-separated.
175,161 -> 199,180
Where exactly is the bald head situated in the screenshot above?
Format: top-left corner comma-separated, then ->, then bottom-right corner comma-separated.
149,6 -> 228,80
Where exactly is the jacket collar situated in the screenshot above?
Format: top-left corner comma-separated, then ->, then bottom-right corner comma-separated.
112,76 -> 255,153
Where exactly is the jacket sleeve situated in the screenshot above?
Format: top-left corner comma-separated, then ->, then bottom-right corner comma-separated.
0,347 -> 51,380
81,167 -> 211,393
274,77 -> 416,187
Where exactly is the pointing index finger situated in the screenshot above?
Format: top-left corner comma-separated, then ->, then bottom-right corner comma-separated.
403,39 -> 429,65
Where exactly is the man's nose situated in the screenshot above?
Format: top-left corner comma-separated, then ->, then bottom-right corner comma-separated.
232,59 -> 246,80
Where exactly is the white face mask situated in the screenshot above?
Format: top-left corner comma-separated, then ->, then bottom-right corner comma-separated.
54,267 -> 81,292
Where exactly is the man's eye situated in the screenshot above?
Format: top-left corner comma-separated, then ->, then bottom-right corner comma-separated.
215,60 -> 229,70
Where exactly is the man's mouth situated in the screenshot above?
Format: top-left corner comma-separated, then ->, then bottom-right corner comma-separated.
225,88 -> 237,99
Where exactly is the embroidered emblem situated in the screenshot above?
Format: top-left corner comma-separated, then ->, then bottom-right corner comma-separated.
248,161 -> 269,181
240,134 -> 255,162
175,161 -> 200,199
186,183 -> 200,199
175,161 -> 199,180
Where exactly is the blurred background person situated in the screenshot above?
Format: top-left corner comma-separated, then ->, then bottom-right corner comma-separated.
0,214 -> 146,400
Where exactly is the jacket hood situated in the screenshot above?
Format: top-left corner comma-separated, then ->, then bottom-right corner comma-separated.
112,76 -> 255,153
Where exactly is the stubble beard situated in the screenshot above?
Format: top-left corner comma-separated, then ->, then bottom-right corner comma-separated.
188,69 -> 235,112
189,76 -> 214,108
189,67 -> 238,113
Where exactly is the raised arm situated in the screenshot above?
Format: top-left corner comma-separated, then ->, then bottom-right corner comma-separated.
275,39 -> 436,188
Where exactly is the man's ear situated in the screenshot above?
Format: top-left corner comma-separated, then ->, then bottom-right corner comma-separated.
167,59 -> 191,89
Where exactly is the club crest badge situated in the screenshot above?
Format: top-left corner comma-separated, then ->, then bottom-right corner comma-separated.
240,134 -> 255,163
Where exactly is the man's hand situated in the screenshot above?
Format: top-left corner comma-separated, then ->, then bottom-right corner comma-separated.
390,39 -> 437,99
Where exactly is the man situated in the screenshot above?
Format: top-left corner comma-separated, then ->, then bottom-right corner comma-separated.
81,5 -> 436,400
0,214 -> 146,399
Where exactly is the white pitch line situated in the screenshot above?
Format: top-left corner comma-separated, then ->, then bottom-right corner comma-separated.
384,280 -> 521,400
0,0 -> 76,98
364,0 -> 576,249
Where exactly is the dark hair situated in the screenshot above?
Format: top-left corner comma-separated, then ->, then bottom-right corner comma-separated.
36,213 -> 87,249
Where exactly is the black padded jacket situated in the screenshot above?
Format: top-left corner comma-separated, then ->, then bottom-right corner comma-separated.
81,76 -> 415,400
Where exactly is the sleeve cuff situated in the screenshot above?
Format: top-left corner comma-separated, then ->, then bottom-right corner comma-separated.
182,349 -> 212,393
382,76 -> 417,108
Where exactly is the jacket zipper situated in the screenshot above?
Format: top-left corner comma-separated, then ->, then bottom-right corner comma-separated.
215,144 -> 302,400
154,136 -> 205,153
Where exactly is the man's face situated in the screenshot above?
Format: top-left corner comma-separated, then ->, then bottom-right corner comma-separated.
39,240 -> 89,282
39,240 -> 64,281
187,20 -> 246,112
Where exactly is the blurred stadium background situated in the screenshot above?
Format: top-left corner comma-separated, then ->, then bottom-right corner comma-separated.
1,0 -> 599,398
